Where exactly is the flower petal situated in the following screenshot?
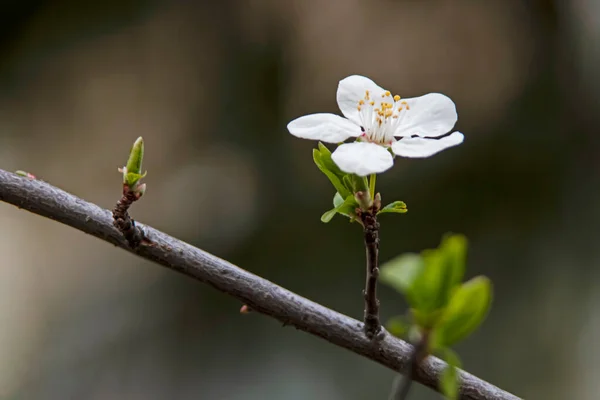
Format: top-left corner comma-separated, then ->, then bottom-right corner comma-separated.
394,93 -> 458,138
337,75 -> 386,125
392,132 -> 464,158
287,113 -> 361,143
331,142 -> 394,176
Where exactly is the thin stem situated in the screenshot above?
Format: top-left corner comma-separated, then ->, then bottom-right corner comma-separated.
391,335 -> 429,400
361,210 -> 381,339
369,173 -> 376,200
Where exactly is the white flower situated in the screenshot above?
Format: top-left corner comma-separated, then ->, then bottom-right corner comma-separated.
287,75 -> 464,176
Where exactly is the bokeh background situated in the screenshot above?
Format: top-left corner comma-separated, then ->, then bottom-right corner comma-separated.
0,0 -> 596,399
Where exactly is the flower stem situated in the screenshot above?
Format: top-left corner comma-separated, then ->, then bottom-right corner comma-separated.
360,210 -> 381,339
369,174 -> 376,200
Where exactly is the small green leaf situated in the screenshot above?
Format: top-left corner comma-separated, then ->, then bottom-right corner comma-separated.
440,365 -> 459,400
125,171 -> 147,187
317,141 -> 332,157
417,249 -> 454,313
437,347 -> 461,399
437,347 -> 462,369
386,316 -> 409,338
380,253 -> 425,306
432,276 -> 493,348
378,201 -> 408,215
333,192 -> 344,208
337,196 -> 359,217
317,143 -> 346,177
321,194 -> 359,223
440,234 -> 468,291
349,174 -> 369,194
321,208 -> 338,223
313,148 -> 351,198
410,235 -> 468,318
342,175 -> 354,192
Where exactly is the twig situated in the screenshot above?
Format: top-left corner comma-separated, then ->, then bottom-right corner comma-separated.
391,336 -> 429,400
0,169 -> 521,400
360,210 -> 382,339
112,185 -> 145,247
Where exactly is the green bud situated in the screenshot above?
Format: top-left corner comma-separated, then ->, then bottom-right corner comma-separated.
126,137 -> 144,176
121,137 -> 147,187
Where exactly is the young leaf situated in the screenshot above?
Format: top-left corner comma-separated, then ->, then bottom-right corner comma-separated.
321,194 -> 359,223
386,316 -> 409,338
320,208 -> 338,223
378,200 -> 408,215
437,347 -> 462,399
440,234 -> 468,291
333,192 -> 344,208
432,276 -> 493,348
410,235 -> 468,318
349,173 -> 369,194
313,148 -> 351,198
437,347 -> 462,369
125,171 -> 147,187
380,253 -> 425,307
337,196 -> 359,217
440,365 -> 459,400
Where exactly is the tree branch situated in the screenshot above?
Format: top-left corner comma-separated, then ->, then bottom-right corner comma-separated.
0,169 -> 520,400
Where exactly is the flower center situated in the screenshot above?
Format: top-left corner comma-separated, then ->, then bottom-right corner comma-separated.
356,90 -> 410,145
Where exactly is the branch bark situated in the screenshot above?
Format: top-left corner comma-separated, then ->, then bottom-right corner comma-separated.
360,210 -> 382,339
0,169 -> 520,400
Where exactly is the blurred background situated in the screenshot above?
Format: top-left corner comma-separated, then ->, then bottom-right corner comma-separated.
0,0 -> 596,398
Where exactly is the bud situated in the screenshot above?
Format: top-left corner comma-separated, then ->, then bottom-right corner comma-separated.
120,137 -> 147,188
240,305 -> 253,314
355,191 -> 372,211
126,137 -> 144,176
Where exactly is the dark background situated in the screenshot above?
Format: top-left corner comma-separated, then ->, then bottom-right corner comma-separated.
0,1 -> 596,399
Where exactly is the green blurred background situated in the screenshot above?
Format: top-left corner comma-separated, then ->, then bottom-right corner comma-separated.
0,0 -> 596,399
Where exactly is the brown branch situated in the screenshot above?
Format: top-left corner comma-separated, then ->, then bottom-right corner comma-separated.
0,168 -> 521,400
112,186 -> 145,247
360,210 -> 382,339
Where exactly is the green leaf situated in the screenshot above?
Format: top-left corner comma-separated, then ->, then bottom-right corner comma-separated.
317,143 -> 346,177
440,234 -> 468,291
125,171 -> 147,187
417,249 -> 455,313
349,174 -> 369,193
437,347 -> 461,399
333,192 -> 344,208
381,233 -> 474,332
342,175 -> 354,192
378,201 -> 408,215
386,316 -> 409,338
440,365 -> 459,400
320,208 -> 338,223
437,347 -> 462,369
320,194 -> 359,223
312,148 -> 351,198
337,196 -> 359,217
380,253 -> 425,306
432,276 -> 493,348
410,235 -> 468,317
